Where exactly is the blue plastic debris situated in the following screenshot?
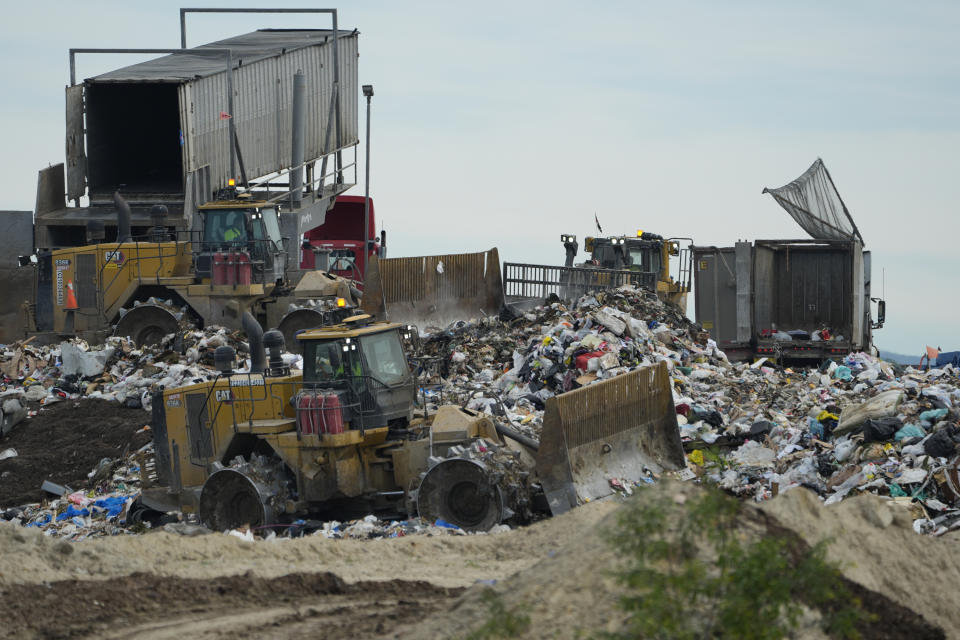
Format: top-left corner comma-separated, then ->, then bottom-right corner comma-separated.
434,518 -> 463,530
808,417 -> 824,439
919,408 -> 948,422
92,496 -> 128,519
28,513 -> 52,527
56,505 -> 90,522
894,424 -> 926,441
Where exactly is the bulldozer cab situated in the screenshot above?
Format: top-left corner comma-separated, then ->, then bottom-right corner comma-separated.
195,199 -> 285,284
298,317 -> 415,428
588,236 -> 662,273
623,239 -> 662,273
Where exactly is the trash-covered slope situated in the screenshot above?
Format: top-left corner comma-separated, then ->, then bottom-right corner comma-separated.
413,285 -> 960,536
4,284 -> 960,542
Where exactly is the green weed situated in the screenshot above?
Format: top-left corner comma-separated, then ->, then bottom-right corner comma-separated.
601,486 -> 868,639
463,588 -> 531,639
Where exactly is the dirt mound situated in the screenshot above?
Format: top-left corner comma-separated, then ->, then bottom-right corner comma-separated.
0,571 -> 461,639
402,483 -> 949,639
0,482 -> 954,638
0,400 -> 150,507
761,488 -> 960,637
0,498 -> 619,588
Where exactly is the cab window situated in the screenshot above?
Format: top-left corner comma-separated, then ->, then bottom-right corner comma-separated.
592,245 -> 618,269
203,209 -> 248,246
303,339 -> 364,383
304,341 -> 344,382
627,247 -> 650,271
330,249 -> 357,272
261,207 -> 283,252
359,330 -> 409,386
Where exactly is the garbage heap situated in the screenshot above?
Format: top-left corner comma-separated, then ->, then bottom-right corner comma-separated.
414,285 -> 723,444
413,286 -> 960,536
0,326 -> 302,425
2,441 -> 152,541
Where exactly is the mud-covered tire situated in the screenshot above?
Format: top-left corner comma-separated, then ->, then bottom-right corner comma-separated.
113,304 -> 181,346
278,308 -> 328,355
417,458 -> 504,532
199,468 -> 273,531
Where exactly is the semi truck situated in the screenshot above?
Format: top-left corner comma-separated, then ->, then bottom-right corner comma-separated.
299,195 -> 384,283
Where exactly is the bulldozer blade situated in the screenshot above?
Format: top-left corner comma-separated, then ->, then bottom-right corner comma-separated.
535,361 -> 685,516
361,248 -> 504,329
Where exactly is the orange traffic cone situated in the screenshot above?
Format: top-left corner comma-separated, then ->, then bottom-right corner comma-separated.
65,281 -> 79,310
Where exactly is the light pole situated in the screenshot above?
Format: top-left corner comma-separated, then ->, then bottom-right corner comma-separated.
362,84 -> 374,279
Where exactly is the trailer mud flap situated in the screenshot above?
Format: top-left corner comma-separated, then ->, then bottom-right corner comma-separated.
535,361 -> 685,515
361,248 -> 504,329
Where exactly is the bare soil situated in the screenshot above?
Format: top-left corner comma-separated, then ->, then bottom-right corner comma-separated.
1,397 -> 958,638
0,572 -> 461,640
0,400 -> 150,507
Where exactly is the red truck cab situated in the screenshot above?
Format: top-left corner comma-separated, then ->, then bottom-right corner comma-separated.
300,196 -> 382,283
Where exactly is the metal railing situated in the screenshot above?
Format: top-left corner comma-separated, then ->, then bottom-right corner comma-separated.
668,237 -> 694,292
244,143 -> 358,207
502,262 -> 659,302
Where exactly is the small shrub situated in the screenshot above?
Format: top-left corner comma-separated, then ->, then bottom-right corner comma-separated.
602,486 -> 868,639
463,588 -> 531,639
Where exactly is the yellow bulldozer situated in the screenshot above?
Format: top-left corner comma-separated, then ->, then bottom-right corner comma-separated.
141,312 -> 686,531
574,232 -> 693,312
22,190 -> 360,346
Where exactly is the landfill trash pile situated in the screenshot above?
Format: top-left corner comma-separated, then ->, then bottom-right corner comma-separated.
6,284 -> 960,541
410,285 -> 960,537
0,326 -> 302,416
676,352 -> 960,537
1,446 -> 150,541
0,399 -> 152,520
414,285 -> 718,444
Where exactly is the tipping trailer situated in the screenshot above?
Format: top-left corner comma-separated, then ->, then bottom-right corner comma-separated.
693,239 -> 884,362
693,159 -> 885,362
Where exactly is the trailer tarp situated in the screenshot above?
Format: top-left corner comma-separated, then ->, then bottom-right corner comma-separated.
763,158 -> 864,245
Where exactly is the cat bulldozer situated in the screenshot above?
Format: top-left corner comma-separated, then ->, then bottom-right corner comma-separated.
22,190 -> 359,346
142,312 -> 686,531
568,231 -> 693,312
501,232 -> 693,315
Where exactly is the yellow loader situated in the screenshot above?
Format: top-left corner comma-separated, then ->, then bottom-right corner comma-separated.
141,312 -> 685,531
22,191 -> 359,346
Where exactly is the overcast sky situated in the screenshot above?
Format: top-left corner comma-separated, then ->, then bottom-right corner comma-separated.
1,1 -> 957,355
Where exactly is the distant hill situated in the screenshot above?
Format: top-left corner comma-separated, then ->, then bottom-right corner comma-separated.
878,350 -> 921,366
